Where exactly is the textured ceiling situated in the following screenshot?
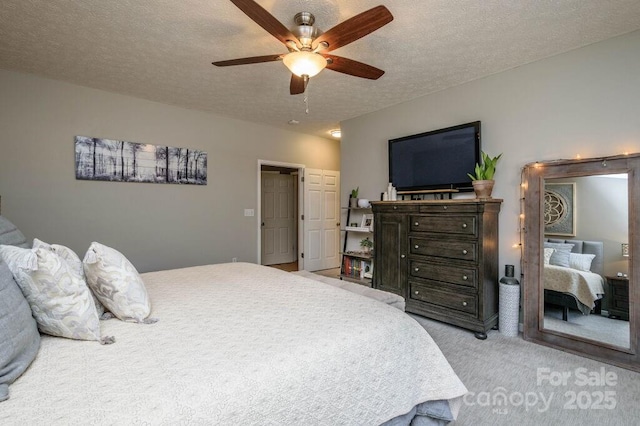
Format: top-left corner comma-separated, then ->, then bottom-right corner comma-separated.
1,0 -> 640,139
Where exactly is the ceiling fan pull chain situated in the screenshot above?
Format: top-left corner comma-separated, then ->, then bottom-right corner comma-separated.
304,80 -> 310,114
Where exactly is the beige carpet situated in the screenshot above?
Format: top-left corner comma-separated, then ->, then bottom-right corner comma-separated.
410,314 -> 640,425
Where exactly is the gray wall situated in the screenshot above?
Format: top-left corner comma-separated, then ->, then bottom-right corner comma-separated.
341,30 -> 640,279
0,70 -> 340,272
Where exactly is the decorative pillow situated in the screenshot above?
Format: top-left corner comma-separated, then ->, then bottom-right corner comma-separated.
0,258 -> 40,402
543,248 -> 555,265
569,253 -> 596,272
0,245 -> 107,343
83,242 -> 155,323
32,239 -> 109,320
549,250 -> 571,268
0,215 -> 29,248
544,242 -> 574,268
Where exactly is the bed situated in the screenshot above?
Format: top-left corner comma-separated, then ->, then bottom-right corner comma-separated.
543,239 -> 605,321
0,217 -> 467,425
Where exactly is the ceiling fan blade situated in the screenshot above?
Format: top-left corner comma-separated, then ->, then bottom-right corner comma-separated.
324,54 -> 384,79
212,54 -> 282,66
313,5 -> 393,52
230,0 -> 300,46
290,74 -> 307,95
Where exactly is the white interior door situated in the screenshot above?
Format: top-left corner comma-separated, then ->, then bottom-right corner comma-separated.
303,168 -> 340,271
261,172 -> 296,265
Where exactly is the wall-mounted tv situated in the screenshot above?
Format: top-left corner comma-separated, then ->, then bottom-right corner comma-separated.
388,121 -> 481,193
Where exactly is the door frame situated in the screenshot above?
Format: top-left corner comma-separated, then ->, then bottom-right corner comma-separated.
257,160 -> 305,269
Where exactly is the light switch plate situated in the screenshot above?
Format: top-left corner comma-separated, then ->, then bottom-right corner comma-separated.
244,209 -> 255,217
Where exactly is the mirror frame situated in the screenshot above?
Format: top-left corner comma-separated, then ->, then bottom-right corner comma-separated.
522,153 -> 640,372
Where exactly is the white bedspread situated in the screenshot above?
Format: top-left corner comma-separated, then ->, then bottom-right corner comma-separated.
544,264 -> 605,309
2,262 -> 466,425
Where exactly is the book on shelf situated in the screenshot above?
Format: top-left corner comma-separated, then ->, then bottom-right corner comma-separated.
342,255 -> 373,280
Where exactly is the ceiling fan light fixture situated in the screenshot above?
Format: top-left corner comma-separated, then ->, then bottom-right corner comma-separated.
283,51 -> 327,78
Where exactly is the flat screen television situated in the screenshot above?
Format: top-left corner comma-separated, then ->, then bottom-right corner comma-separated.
388,121 -> 481,193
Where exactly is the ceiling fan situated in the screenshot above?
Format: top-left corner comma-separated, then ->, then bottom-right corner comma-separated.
212,0 -> 393,95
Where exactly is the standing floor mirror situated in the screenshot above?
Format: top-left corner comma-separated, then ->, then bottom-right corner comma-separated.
522,153 -> 639,371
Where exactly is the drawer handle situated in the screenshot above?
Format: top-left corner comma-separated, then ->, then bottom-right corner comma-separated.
443,206 -> 448,210
414,221 -> 419,226
462,301 -> 468,307
414,267 -> 419,272
414,291 -> 419,295
462,223 -> 467,228
414,244 -> 419,249
393,206 -> 398,210
462,249 -> 468,255
401,254 -> 406,259
462,275 -> 468,281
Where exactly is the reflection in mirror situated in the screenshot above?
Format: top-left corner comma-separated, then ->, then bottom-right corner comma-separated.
541,174 -> 630,349
523,154 -> 640,372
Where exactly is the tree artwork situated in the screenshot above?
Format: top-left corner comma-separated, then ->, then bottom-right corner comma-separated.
75,136 -> 207,185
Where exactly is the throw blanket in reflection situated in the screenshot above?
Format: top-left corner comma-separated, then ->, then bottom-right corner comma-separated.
544,264 -> 605,310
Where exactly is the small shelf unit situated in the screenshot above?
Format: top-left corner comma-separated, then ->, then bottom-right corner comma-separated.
340,198 -> 373,286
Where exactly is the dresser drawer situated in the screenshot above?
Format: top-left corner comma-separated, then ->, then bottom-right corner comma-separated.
410,282 -> 477,315
419,204 -> 480,214
410,215 -> 477,236
410,237 -> 478,262
372,203 -> 419,213
410,260 -> 477,288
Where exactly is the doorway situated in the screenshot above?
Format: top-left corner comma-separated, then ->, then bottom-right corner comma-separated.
257,161 -> 341,272
260,164 -> 299,270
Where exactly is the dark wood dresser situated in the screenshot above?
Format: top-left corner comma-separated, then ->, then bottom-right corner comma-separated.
372,199 -> 501,339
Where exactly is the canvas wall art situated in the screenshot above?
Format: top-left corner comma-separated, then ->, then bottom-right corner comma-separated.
75,136 -> 207,185
544,182 -> 575,236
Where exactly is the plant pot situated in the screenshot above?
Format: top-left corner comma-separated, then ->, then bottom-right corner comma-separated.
472,179 -> 495,199
349,197 -> 359,208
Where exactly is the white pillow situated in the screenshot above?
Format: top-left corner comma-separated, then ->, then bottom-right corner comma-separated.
569,253 -> 596,272
543,248 -> 555,265
0,244 -> 105,342
32,238 -> 109,319
83,242 -> 154,323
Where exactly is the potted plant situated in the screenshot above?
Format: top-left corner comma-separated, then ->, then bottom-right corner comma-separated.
350,187 -> 359,208
360,237 -> 373,254
467,151 -> 502,199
